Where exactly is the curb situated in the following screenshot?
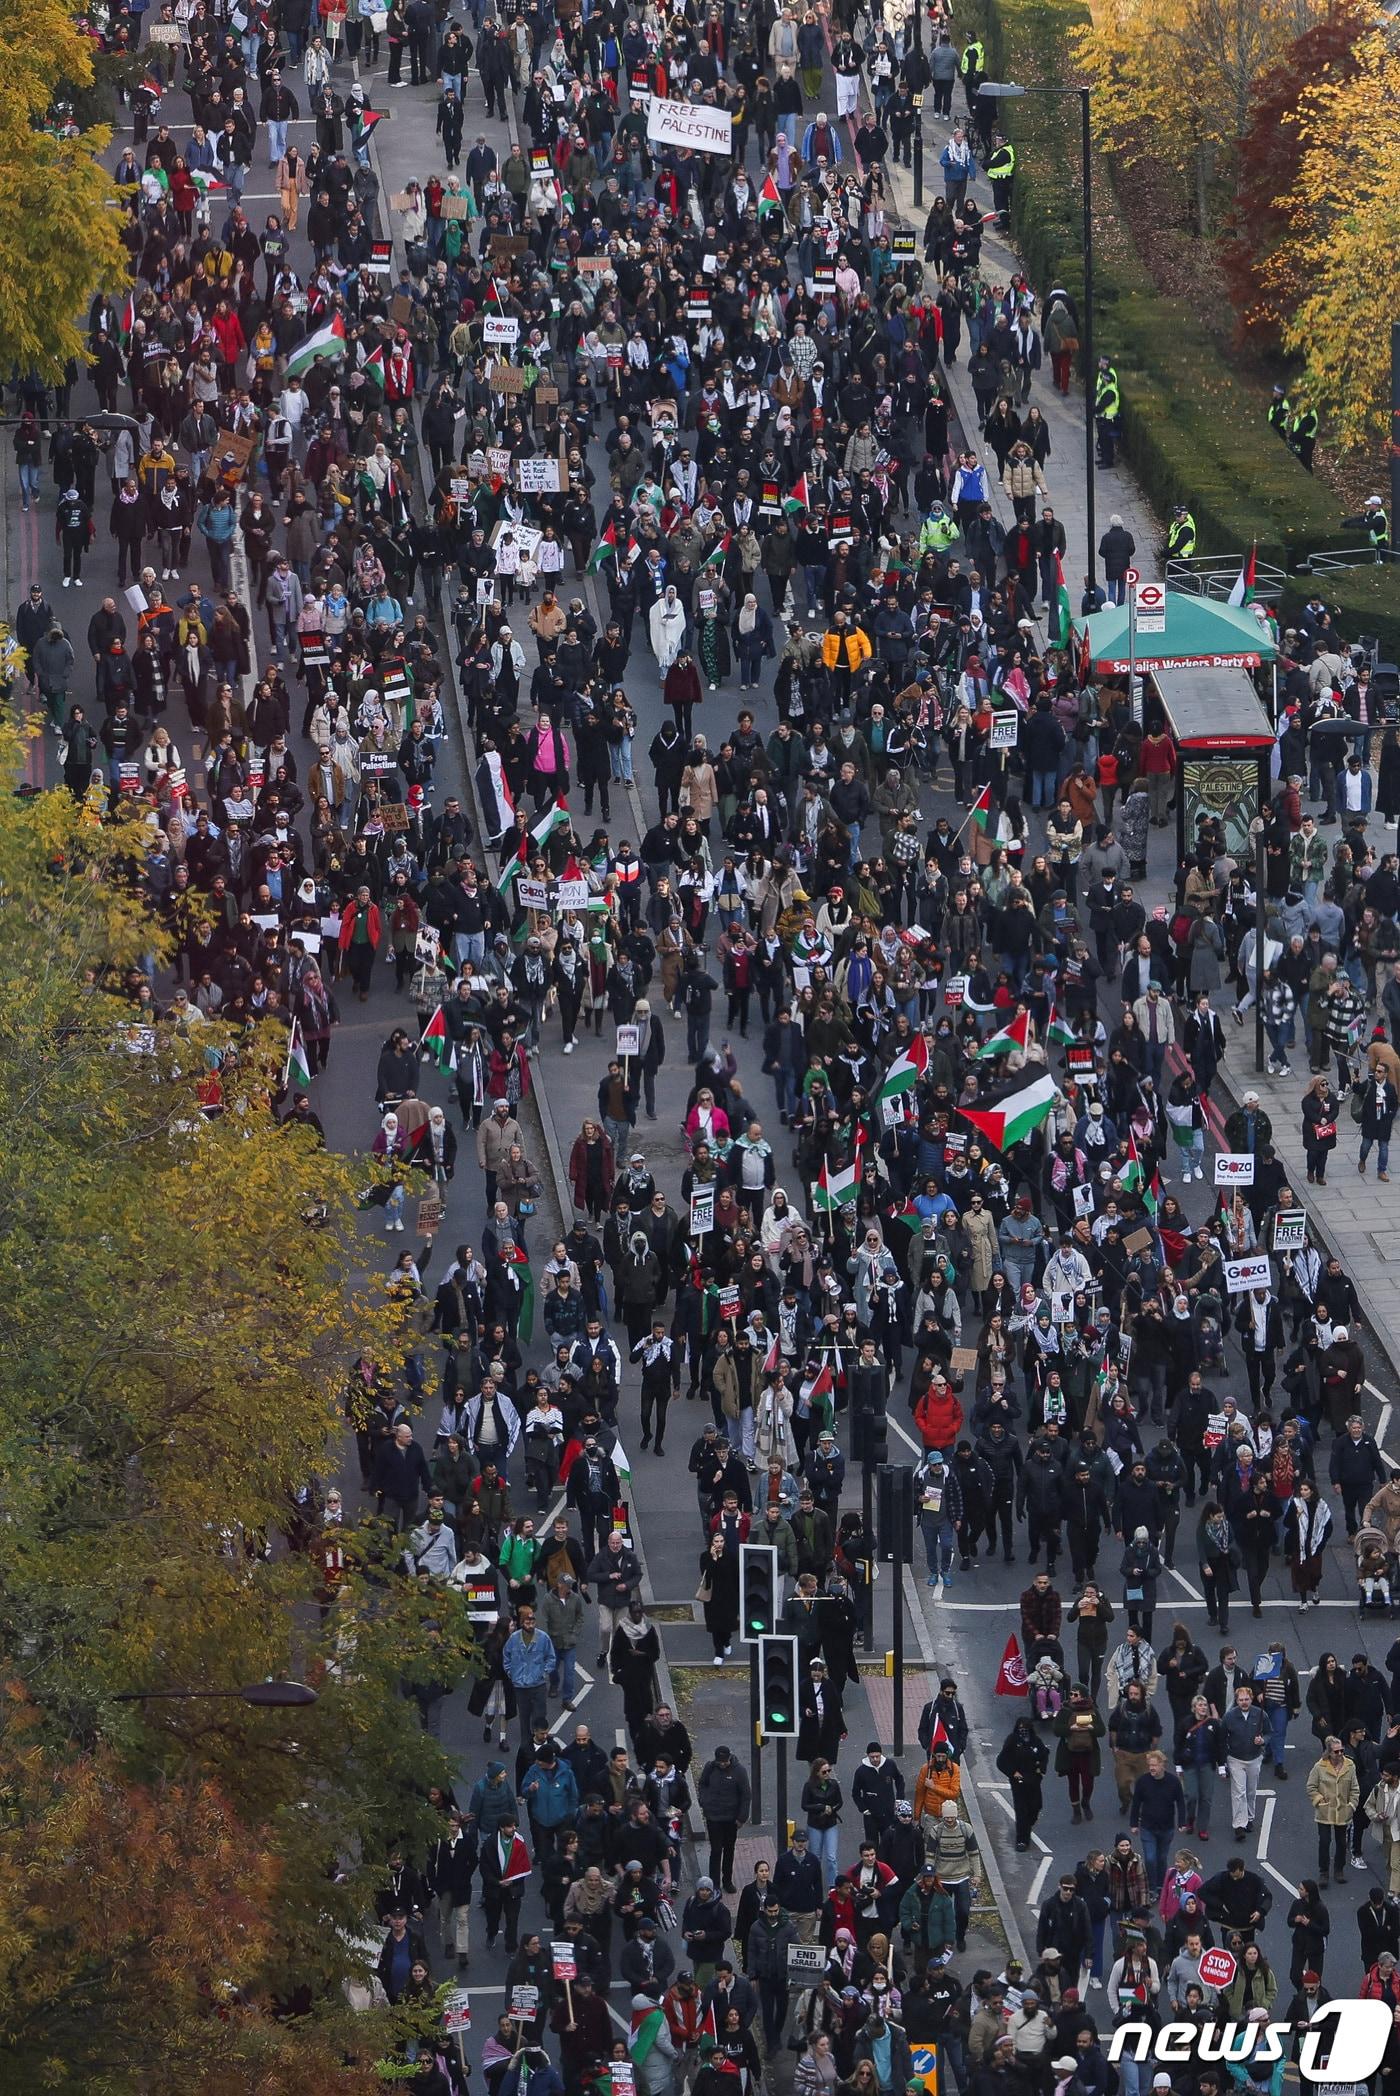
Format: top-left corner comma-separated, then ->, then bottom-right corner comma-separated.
901,1565 -> 1032,1966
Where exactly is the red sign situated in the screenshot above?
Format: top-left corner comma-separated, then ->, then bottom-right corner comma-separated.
1198,1947 -> 1237,1990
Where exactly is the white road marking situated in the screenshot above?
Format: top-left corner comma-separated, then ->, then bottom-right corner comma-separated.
1028,1855 -> 1053,1905
1167,1568 -> 1204,1601
1261,1859 -> 1298,1897
1257,1792 -> 1275,1860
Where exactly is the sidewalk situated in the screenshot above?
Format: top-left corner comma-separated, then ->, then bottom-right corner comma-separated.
881,109 -> 1159,600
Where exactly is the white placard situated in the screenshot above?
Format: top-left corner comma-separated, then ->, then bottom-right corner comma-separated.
557,878 -> 589,909
1213,1151 -> 1255,1186
442,1986 -> 472,2034
616,1023 -> 641,1057
484,315 -> 520,345
989,710 -> 1019,750
690,1184 -> 714,1235
486,446 -> 511,477
646,98 -> 734,156
1272,1207 -> 1307,1252
516,878 -> 549,910
517,456 -> 562,493
1224,1252 -> 1271,1295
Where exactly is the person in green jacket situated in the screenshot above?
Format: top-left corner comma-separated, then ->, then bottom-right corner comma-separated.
1094,359 -> 1121,467
986,133 -> 1016,228
500,1516 -> 539,1610
1165,506 -> 1197,563
899,1861 -> 956,1952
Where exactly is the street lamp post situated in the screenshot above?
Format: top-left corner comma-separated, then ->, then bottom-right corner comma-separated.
979,80 -> 1097,595
113,1680 -> 319,1706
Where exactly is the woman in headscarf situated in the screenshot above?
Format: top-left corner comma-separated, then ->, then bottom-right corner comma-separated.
649,583 -> 687,672
733,591 -> 775,691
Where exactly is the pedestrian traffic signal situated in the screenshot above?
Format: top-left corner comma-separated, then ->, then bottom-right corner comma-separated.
758,1635 -> 799,1736
739,1543 -> 779,1642
877,1464 -> 916,1563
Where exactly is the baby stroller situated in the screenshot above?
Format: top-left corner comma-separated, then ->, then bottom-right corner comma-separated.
1353,1523 -> 1397,1616
1029,1653 -> 1066,1721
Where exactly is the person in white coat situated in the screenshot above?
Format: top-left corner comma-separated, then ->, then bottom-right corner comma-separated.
649,585 -> 687,672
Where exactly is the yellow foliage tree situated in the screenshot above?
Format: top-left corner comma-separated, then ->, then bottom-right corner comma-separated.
0,729 -> 478,2086
1270,27 -> 1400,454
0,2 -> 130,382
1073,0 -> 1330,236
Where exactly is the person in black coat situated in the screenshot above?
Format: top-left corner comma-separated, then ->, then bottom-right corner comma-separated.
377,1911 -> 430,2002
373,1422 -> 433,1528
997,1716 -> 1049,1850
799,1655 -> 846,1762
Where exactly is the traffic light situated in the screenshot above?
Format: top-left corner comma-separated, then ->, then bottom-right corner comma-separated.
758,1634 -> 799,1735
856,1404 -> 889,1471
739,1543 -> 779,1642
877,1464 -> 915,1563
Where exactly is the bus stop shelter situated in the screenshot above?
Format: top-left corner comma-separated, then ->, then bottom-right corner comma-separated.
1076,593 -> 1278,680
1151,667 -> 1276,861
1075,593 -> 1279,861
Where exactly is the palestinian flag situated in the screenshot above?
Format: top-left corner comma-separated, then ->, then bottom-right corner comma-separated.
960,1071 -> 1058,1152
612,1437 -> 632,1489
587,520 -> 619,573
1051,549 -> 1073,648
631,2003 -> 667,2068
188,170 -> 226,199
497,836 -> 528,897
532,799 -> 571,849
968,782 -> 993,832
973,1009 -> 1029,1060
146,162 -> 170,191
813,1129 -> 865,1214
285,313 -> 347,378
699,530 -> 732,572
698,2002 -> 719,2055
798,1363 -> 836,1432
877,1033 -> 929,1102
502,1242 -> 534,1344
928,1712 -> 951,1750
762,1332 -> 782,1375
1046,1004 -> 1077,1048
1122,1134 -> 1161,1220
759,172 -> 783,220
284,1022 -> 312,1092
421,1006 -> 452,1073
784,472 -> 810,516
1228,544 -> 1256,608
813,1155 -> 861,1214
354,107 -> 389,137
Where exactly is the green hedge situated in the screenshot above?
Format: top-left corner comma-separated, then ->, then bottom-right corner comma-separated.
970,0 -> 1349,570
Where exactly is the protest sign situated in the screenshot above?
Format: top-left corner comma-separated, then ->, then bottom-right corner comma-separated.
646,98 -> 733,155
1224,1252 -> 1271,1295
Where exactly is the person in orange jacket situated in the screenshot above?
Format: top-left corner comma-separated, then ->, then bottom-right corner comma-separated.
914,1744 -> 963,1826
820,612 -> 872,704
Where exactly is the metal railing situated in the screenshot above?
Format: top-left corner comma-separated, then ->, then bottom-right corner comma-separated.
1165,555 -> 1287,602
1303,546 -> 1399,573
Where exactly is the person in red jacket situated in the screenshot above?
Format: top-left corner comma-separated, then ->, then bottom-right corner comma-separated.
208,296 -> 247,384
913,1375 -> 964,1453
337,883 -> 383,1001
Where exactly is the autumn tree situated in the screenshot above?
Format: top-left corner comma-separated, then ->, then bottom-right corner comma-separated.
1269,27 -> 1400,454
1220,3 -> 1367,348
1073,0 -> 1331,236
0,731 -> 476,2086
0,2 -> 130,383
